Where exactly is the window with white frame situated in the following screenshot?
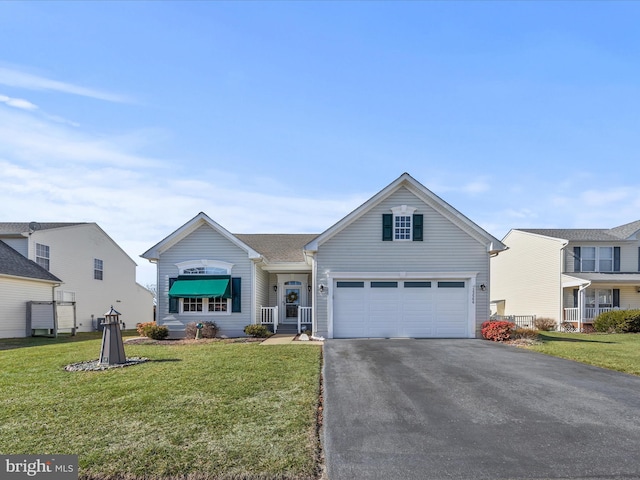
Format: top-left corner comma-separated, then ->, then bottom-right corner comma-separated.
36,243 -> 50,271
208,297 -> 228,312
391,205 -> 417,241
395,215 -> 412,240
176,259 -> 234,275
181,297 -> 229,314
580,247 -> 613,272
94,258 -> 104,280
598,247 -> 613,272
183,298 -> 203,312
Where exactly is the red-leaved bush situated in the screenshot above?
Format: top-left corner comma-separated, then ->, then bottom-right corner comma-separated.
481,321 -> 515,342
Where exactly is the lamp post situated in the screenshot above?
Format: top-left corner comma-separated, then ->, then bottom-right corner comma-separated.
98,306 -> 127,365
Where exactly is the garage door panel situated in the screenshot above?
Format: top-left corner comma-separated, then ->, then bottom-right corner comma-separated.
401,286 -> 435,337
333,283 -> 367,338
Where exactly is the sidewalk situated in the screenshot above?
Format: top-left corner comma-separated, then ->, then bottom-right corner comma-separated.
260,334 -> 324,345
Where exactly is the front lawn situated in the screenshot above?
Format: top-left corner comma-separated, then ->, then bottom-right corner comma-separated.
0,333 -> 323,480
527,332 -> 640,376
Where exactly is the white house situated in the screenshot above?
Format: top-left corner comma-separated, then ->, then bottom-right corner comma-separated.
0,222 -> 154,335
491,221 -> 640,331
142,173 -> 506,339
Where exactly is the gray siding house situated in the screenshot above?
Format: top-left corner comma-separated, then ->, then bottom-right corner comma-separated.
142,173 -> 505,338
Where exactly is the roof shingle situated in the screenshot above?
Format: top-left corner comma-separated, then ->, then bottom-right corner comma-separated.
235,234 -> 318,263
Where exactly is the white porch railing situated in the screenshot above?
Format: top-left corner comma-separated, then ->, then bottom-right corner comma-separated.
564,307 -> 613,322
56,290 -> 76,302
260,306 -> 278,333
298,306 -> 313,334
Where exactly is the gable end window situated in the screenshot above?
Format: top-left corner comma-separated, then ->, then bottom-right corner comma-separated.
94,258 -> 104,280
36,243 -> 50,271
382,206 -> 423,242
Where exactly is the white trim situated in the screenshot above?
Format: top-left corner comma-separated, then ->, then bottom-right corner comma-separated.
327,271 -> 478,339
304,173 -> 506,253
141,212 -> 262,261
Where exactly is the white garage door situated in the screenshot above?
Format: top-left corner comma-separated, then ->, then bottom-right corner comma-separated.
333,279 -> 469,338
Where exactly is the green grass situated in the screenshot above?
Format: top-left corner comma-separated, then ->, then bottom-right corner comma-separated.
527,332 -> 640,376
0,333 -> 323,480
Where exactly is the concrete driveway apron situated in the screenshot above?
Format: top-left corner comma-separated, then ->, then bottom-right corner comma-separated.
323,339 -> 640,480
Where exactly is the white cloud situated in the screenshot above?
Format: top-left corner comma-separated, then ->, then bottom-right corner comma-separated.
0,108 -> 162,168
0,65 -> 130,103
0,94 -> 38,110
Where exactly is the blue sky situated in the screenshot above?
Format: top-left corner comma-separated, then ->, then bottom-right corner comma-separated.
1,1 -> 639,286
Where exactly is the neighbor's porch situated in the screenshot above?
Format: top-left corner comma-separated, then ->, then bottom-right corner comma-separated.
562,283 -> 640,331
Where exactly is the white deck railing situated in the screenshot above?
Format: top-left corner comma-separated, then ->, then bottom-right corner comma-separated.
564,307 -> 613,322
298,306 -> 313,334
260,306 -> 278,333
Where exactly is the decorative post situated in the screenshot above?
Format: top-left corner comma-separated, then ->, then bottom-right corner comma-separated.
98,306 -> 127,365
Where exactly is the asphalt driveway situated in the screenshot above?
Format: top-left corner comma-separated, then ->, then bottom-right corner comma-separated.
323,339 -> 640,480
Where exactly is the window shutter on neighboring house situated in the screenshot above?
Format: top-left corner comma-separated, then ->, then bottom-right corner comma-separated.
412,214 -> 423,241
168,277 -> 178,313
614,247 -> 621,272
382,214 -> 393,241
231,277 -> 242,312
573,289 -> 578,308
573,247 -> 581,272
613,289 -> 620,308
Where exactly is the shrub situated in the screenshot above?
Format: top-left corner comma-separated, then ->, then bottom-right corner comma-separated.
185,321 -> 219,339
140,323 -> 169,340
512,328 -> 540,340
481,320 -> 515,342
533,317 -> 557,331
594,309 -> 640,333
136,321 -> 156,337
244,324 -> 271,338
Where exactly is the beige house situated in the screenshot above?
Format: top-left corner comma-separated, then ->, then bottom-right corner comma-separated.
0,222 -> 154,335
491,221 -> 640,330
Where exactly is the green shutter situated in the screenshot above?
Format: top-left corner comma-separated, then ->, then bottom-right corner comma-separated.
382,214 -> 393,241
613,288 -> 620,308
168,277 -> 178,313
412,214 -> 423,241
573,289 -> 578,308
614,247 -> 620,272
231,277 -> 241,312
573,247 -> 581,272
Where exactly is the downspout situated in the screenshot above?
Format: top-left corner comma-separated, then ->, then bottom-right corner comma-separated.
559,241 -> 569,328
577,281 -> 591,332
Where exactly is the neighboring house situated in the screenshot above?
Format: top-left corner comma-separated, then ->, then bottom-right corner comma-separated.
142,173 -> 506,339
0,223 -> 154,335
0,240 -> 62,338
490,221 -> 640,330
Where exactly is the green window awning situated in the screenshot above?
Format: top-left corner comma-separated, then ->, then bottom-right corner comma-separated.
168,275 -> 231,299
